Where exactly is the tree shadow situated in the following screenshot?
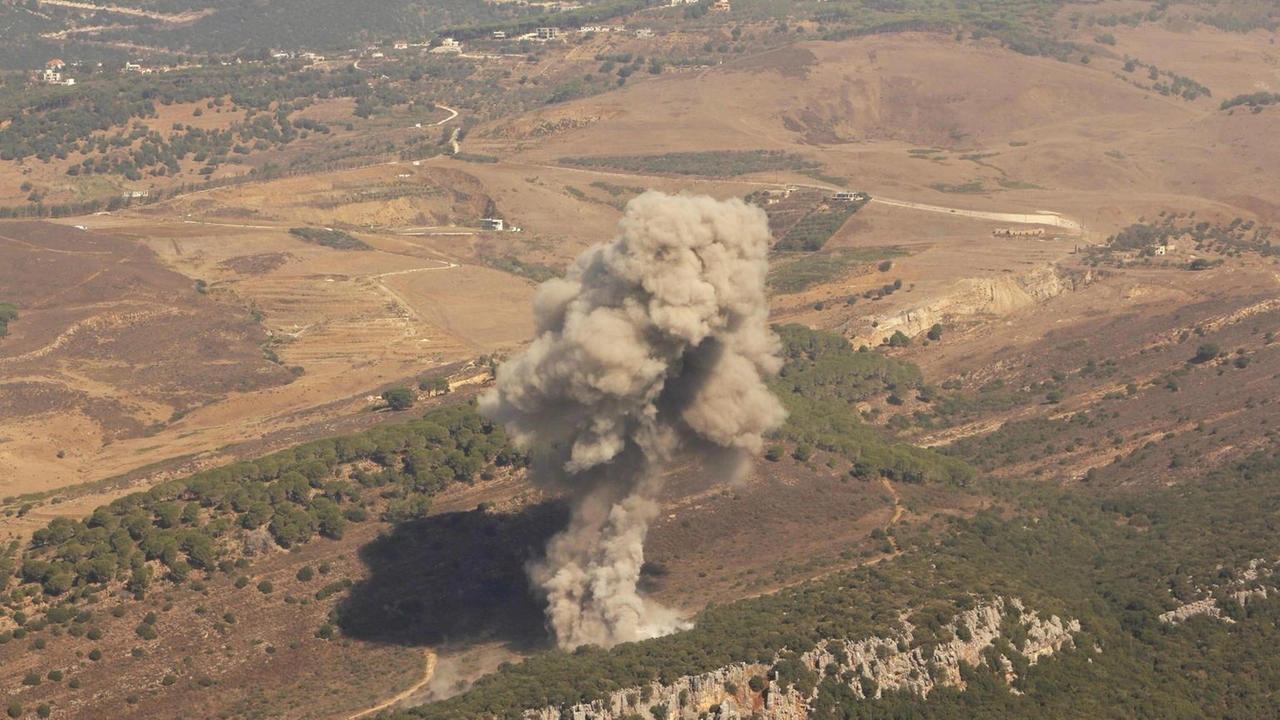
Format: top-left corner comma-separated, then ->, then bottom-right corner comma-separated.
336,499 -> 568,652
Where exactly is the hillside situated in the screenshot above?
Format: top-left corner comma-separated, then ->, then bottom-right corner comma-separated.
0,3 -> 1278,719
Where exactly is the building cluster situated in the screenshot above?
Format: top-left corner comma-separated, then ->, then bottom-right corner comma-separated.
39,59 -> 75,86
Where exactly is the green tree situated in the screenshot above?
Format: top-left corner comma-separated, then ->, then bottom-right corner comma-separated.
382,387 -> 416,411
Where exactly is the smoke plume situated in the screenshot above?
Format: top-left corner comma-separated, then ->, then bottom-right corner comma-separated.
480,191 -> 786,649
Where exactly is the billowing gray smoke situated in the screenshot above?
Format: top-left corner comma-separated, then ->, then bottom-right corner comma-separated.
480,191 -> 786,649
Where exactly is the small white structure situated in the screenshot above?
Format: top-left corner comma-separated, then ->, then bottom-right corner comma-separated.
492,30 -> 507,39
431,38 -> 462,53
393,41 -> 409,50
831,191 -> 867,203
481,218 -> 505,231
536,27 -> 559,40
635,28 -> 654,38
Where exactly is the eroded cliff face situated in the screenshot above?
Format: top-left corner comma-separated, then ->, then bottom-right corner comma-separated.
856,266 -> 1098,346
524,597 -> 1079,720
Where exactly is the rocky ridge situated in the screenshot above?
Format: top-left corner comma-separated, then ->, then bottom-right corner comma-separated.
1160,557 -> 1277,625
854,266 -> 1098,347
524,597 -> 1079,720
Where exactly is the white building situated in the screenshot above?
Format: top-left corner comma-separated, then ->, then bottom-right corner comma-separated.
536,27 -> 559,40
481,218 -> 505,231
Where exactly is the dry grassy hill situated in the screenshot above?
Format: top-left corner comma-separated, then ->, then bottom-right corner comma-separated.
1,18 -> 1279,719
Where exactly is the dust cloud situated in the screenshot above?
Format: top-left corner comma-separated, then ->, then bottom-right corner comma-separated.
480,191 -> 786,649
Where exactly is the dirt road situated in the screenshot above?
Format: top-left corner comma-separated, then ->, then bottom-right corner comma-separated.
868,197 -> 1084,232
347,649 -> 437,719
37,0 -> 212,22
513,161 -> 1084,231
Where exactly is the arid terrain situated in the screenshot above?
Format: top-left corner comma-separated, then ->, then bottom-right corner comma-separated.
1,4 -> 1279,717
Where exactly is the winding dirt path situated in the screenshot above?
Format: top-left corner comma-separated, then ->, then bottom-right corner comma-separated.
38,0 -> 213,22
880,477 -> 903,553
347,649 -> 437,719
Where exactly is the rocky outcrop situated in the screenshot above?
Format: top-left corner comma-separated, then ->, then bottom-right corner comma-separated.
856,266 -> 1097,346
524,597 -> 1079,720
1160,558 -> 1278,625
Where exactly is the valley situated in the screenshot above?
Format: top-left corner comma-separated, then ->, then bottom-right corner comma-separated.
1,0 -> 1279,717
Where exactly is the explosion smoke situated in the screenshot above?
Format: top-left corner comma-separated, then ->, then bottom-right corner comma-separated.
480,191 -> 786,649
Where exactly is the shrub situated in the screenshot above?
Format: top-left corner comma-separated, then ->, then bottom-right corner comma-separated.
7,703 -> 22,718
257,580 -> 274,594
296,567 -> 314,582
1193,343 -> 1220,363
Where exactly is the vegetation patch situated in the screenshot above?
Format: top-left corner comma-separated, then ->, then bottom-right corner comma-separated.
768,247 -> 905,294
287,227 -> 371,251
488,255 -> 560,284
401,449 -> 1280,719
1220,92 -> 1280,112
0,303 -> 16,338
6,404 -> 519,600
928,181 -> 987,194
1083,212 -> 1275,267
559,150 -> 820,178
773,194 -> 869,252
